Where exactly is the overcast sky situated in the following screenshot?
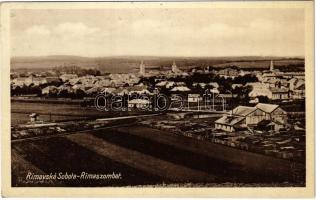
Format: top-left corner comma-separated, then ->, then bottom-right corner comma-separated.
11,8 -> 305,57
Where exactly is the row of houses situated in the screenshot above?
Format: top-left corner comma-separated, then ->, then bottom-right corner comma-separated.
246,77 -> 305,100
42,84 -> 152,96
215,103 -> 288,132
12,76 -> 61,86
12,73 -> 141,90
253,68 -> 305,100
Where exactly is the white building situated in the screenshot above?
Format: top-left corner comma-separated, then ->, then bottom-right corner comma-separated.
170,86 -> 191,92
42,86 -> 58,95
128,99 -> 152,110
60,74 -> 78,82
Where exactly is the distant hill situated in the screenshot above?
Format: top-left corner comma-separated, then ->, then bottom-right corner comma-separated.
11,55 -> 305,73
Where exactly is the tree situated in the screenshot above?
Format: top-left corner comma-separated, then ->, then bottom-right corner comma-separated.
58,89 -> 69,98
233,85 -> 252,105
233,74 -> 258,85
29,85 -> 41,96
257,95 -> 269,103
20,84 -> 29,95
74,89 -> 86,99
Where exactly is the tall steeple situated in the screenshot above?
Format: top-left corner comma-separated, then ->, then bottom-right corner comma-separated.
139,60 -> 145,75
172,60 -> 178,73
270,60 -> 274,72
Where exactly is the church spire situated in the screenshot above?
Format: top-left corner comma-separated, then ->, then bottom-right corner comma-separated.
270,60 -> 274,72
172,60 -> 178,73
139,60 -> 145,75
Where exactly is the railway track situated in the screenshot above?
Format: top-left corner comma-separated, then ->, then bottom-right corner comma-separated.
11,122 -> 136,143
11,113 -> 162,143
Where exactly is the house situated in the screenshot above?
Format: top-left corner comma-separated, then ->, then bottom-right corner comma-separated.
109,73 -> 140,86
255,103 -> 287,131
248,82 -> 289,100
12,77 -> 28,86
170,86 -> 191,92
192,82 -> 207,88
288,78 -> 305,99
166,81 -> 186,89
28,76 -> 44,86
249,98 -> 259,104
44,77 -> 61,84
215,106 -> 262,132
209,88 -> 220,94
95,79 -> 111,87
112,88 -> 129,96
230,106 -> 265,126
29,113 -> 39,122
12,76 -> 44,86
214,115 -> 246,132
270,88 -> 289,100
292,84 -> 305,99
192,82 -> 218,89
156,81 -> 168,87
68,78 -> 81,85
289,78 -> 304,91
246,82 -> 267,89
263,78 -> 288,89
238,70 -> 251,76
217,68 -> 239,77
72,84 -> 86,91
278,79 -> 289,88
58,85 -> 73,93
188,94 -> 202,103
10,72 -> 18,79
100,87 -> 116,94
232,84 -> 243,90
215,103 -> 288,132
42,86 -> 58,95
128,99 -> 152,110
248,85 -> 272,98
128,85 -> 152,95
208,82 -> 219,89
60,74 -> 78,82
85,87 -> 101,95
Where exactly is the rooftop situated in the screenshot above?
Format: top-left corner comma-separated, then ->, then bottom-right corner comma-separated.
232,106 -> 257,117
170,86 -> 191,92
215,115 -> 245,126
256,103 -> 279,113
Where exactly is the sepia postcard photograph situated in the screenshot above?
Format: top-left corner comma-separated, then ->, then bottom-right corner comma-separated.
0,1 -> 314,197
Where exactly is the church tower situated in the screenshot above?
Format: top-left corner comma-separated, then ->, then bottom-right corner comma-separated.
270,60 -> 274,72
172,61 -> 178,73
139,61 -> 145,75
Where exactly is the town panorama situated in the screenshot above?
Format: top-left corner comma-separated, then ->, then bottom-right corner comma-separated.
10,56 -> 305,187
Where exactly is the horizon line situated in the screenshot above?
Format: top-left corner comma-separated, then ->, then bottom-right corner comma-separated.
11,54 -> 305,59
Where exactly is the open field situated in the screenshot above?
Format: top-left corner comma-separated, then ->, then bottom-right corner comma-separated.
12,136 -> 167,186
112,126 -> 305,183
91,129 -> 255,183
12,124 -> 304,187
11,101 -> 151,125
11,55 -> 304,73
11,112 -> 87,125
213,59 -> 304,70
